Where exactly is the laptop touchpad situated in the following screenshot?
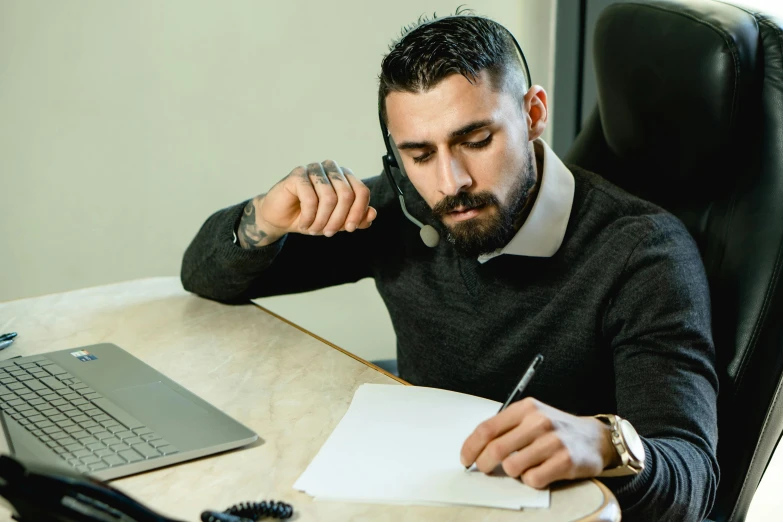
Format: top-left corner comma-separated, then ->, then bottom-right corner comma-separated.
111,381 -> 209,429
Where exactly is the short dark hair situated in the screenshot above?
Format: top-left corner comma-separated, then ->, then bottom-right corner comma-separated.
378,11 -> 528,125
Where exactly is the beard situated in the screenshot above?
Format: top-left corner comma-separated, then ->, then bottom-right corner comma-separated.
431,147 -> 536,258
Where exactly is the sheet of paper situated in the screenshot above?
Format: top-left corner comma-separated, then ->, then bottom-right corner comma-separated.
294,384 -> 550,510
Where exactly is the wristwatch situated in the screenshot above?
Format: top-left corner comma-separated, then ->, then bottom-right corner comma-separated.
594,414 -> 645,477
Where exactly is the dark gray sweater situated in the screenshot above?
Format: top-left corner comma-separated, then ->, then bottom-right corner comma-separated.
181,166 -> 718,521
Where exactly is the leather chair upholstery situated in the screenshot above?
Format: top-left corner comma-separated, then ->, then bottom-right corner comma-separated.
566,1 -> 783,520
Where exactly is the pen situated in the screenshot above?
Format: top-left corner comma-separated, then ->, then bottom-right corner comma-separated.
497,354 -> 543,414
0,332 -> 17,352
464,354 -> 544,471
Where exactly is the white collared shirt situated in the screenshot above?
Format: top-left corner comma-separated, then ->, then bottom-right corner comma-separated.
477,139 -> 576,264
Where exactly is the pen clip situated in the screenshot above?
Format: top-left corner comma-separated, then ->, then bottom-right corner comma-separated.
497,354 -> 543,414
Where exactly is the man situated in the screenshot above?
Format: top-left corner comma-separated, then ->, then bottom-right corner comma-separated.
182,13 -> 718,521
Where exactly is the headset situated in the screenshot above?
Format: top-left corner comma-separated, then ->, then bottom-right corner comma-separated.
378,17 -> 532,248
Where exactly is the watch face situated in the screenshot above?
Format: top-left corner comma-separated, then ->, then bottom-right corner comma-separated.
619,419 -> 645,462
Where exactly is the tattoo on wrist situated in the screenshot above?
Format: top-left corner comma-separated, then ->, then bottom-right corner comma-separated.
238,200 -> 269,248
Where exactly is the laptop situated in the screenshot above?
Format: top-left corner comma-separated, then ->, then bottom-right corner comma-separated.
0,343 -> 258,480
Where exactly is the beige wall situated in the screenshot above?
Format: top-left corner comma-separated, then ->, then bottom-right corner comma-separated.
0,0 -> 556,361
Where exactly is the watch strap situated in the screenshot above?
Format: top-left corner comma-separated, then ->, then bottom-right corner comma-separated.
594,414 -> 644,477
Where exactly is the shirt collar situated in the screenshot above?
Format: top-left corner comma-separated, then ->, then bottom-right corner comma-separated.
477,138 -> 575,263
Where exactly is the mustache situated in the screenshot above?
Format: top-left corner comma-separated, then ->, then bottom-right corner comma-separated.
432,191 -> 500,218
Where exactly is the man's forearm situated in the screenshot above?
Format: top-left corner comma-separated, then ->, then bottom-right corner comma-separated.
605,437 -> 718,521
181,201 -> 284,303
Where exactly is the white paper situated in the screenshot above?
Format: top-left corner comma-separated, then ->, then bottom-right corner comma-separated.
293,384 -> 550,510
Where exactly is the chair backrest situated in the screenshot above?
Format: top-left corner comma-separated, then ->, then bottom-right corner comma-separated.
565,1 -> 783,520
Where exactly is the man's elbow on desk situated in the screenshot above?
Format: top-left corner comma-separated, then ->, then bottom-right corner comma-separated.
180,266 -> 253,305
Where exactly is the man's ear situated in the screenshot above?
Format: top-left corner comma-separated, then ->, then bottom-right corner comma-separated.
523,86 -> 548,141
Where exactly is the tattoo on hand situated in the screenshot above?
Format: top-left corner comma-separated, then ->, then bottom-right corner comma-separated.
307,163 -> 330,185
323,162 -> 346,182
238,200 -> 269,249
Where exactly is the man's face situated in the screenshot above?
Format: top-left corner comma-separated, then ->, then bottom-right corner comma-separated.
385,71 -> 538,257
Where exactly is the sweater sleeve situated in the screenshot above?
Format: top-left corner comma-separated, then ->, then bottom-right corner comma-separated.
180,176 -> 389,303
600,215 -> 719,521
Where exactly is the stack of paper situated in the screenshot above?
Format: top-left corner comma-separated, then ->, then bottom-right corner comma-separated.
293,384 -> 550,510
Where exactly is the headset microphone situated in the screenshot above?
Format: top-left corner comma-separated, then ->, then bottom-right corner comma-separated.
381,150 -> 440,247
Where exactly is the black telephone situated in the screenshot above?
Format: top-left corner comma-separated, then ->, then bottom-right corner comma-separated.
0,455 -> 292,522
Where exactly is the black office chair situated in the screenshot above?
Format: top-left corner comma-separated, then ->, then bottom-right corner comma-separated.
566,1 -> 783,520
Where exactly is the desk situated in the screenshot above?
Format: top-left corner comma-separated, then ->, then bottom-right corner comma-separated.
0,277 -> 620,522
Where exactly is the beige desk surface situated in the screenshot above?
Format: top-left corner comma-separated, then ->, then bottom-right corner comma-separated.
0,277 -> 620,522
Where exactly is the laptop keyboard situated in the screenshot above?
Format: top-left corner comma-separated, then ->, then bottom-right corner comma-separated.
0,355 -> 178,474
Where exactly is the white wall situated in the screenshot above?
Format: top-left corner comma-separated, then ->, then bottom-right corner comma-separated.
734,0 -> 783,16
0,0 -> 556,361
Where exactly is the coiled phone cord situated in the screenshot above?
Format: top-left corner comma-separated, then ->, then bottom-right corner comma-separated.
200,500 -> 294,521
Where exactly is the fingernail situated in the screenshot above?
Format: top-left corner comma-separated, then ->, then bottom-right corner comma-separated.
324,230 -> 334,237
346,222 -> 356,232
309,231 -> 317,236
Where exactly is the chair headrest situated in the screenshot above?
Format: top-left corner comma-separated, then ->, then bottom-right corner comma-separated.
591,0 -> 760,205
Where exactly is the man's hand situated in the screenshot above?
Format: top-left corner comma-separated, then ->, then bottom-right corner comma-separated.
237,160 -> 377,249
460,398 -> 619,489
